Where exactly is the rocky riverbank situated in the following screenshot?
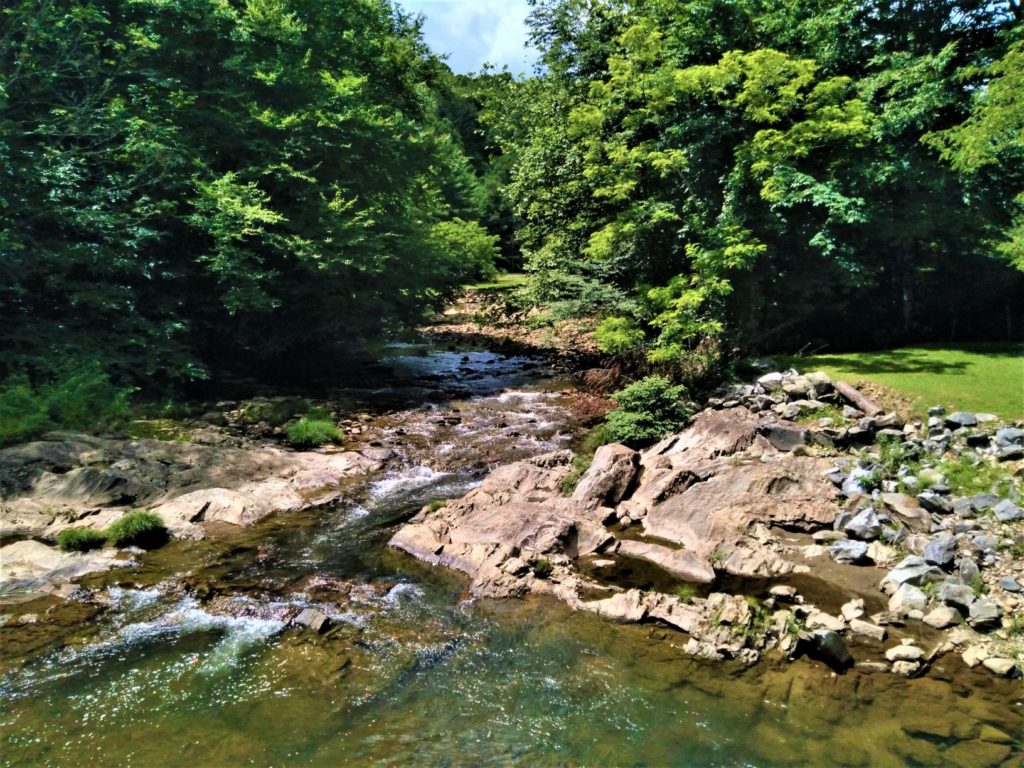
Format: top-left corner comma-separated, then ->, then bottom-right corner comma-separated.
391,368 -> 1024,680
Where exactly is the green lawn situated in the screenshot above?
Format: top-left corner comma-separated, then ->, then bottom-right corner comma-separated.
781,344 -> 1024,420
462,272 -> 528,291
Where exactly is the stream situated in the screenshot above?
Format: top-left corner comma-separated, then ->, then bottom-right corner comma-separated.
1,341 -> 1021,767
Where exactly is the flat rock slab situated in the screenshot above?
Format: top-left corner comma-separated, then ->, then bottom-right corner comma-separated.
0,540 -> 124,598
616,540 -> 714,583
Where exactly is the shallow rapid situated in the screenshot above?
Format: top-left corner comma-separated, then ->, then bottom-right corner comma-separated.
1,342 -> 1021,767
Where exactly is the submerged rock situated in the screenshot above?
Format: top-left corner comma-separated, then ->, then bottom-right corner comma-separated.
805,630 -> 854,672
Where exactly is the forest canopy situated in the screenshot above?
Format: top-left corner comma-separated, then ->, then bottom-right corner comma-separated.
1,0 -> 500,389
489,0 -> 1023,382
1,0 -> 1022,400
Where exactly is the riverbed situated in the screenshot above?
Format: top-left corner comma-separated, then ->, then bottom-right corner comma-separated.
1,341 -> 1021,767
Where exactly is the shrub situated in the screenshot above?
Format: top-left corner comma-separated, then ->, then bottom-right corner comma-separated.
286,417 -> 341,447
531,558 -> 553,578
594,316 -> 646,355
0,377 -> 49,444
105,511 -> 169,549
56,527 -> 107,552
603,376 -> 690,447
43,364 -> 133,431
432,218 -> 500,282
672,583 -> 697,603
0,365 -> 134,445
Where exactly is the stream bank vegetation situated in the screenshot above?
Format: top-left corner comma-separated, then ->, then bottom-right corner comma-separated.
2,0 -> 1023,448
57,511 -> 169,552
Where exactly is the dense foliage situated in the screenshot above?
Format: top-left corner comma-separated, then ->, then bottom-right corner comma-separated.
1,0 -> 498,391
3,0 -> 1022,442
604,374 -> 691,446
489,0 -> 1024,376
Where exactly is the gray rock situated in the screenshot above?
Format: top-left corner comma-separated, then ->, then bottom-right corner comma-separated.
982,658 -> 1019,677
769,585 -> 798,601
293,607 -> 331,634
917,491 -> 952,515
883,556 -> 944,588
992,499 -> 1023,522
927,406 -> 946,417
844,508 -> 882,541
829,539 -> 869,564
952,498 -> 974,517
761,424 -> 808,452
825,468 -> 847,487
956,558 -> 980,586
806,630 -> 854,672
572,444 -> 639,509
998,576 -> 1022,593
848,618 -> 887,642
972,533 -> 1000,551
891,660 -> 921,677
923,535 -> 957,568
922,605 -> 960,629
939,582 -> 976,612
997,445 -> 1024,461
888,583 -> 928,613
945,412 -> 977,429
968,599 -> 1002,629
841,467 -> 876,496
995,427 -> 1024,447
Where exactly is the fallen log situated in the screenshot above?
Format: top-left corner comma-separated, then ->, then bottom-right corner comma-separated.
834,381 -> 883,417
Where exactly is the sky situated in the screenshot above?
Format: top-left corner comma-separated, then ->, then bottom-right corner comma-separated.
399,0 -> 539,75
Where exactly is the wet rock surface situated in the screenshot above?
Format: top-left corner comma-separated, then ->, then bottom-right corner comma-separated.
392,368 -> 1024,680
0,324 -> 1021,766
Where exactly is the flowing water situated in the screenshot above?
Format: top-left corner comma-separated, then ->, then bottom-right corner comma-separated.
1,342 -> 1021,767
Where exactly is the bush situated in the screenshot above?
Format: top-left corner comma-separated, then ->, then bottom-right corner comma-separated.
286,417 -> 341,447
603,376 -> 690,447
56,527 -> 107,552
0,377 -> 50,444
594,316 -> 646,355
532,558 -> 553,578
105,511 -> 169,549
43,364 -> 133,431
432,218 -> 500,282
0,365 -> 134,445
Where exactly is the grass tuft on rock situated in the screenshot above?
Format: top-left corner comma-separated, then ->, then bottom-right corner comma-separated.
105,511 -> 168,549
56,527 -> 107,552
286,417 -> 341,447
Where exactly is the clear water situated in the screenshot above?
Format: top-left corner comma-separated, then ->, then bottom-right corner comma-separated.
1,345 -> 1021,767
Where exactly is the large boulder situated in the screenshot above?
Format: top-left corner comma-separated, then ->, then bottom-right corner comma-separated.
572,444 -> 638,509
641,455 -> 838,565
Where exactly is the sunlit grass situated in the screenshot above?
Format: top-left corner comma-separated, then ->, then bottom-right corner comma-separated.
462,272 -> 528,291
782,343 -> 1023,419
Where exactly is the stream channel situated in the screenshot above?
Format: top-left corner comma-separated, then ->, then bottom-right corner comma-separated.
1,340 -> 1021,767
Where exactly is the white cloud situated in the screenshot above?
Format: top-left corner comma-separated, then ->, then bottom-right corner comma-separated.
399,0 -> 538,74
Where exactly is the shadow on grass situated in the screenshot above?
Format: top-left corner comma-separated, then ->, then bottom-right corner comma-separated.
802,344 -> 1023,376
